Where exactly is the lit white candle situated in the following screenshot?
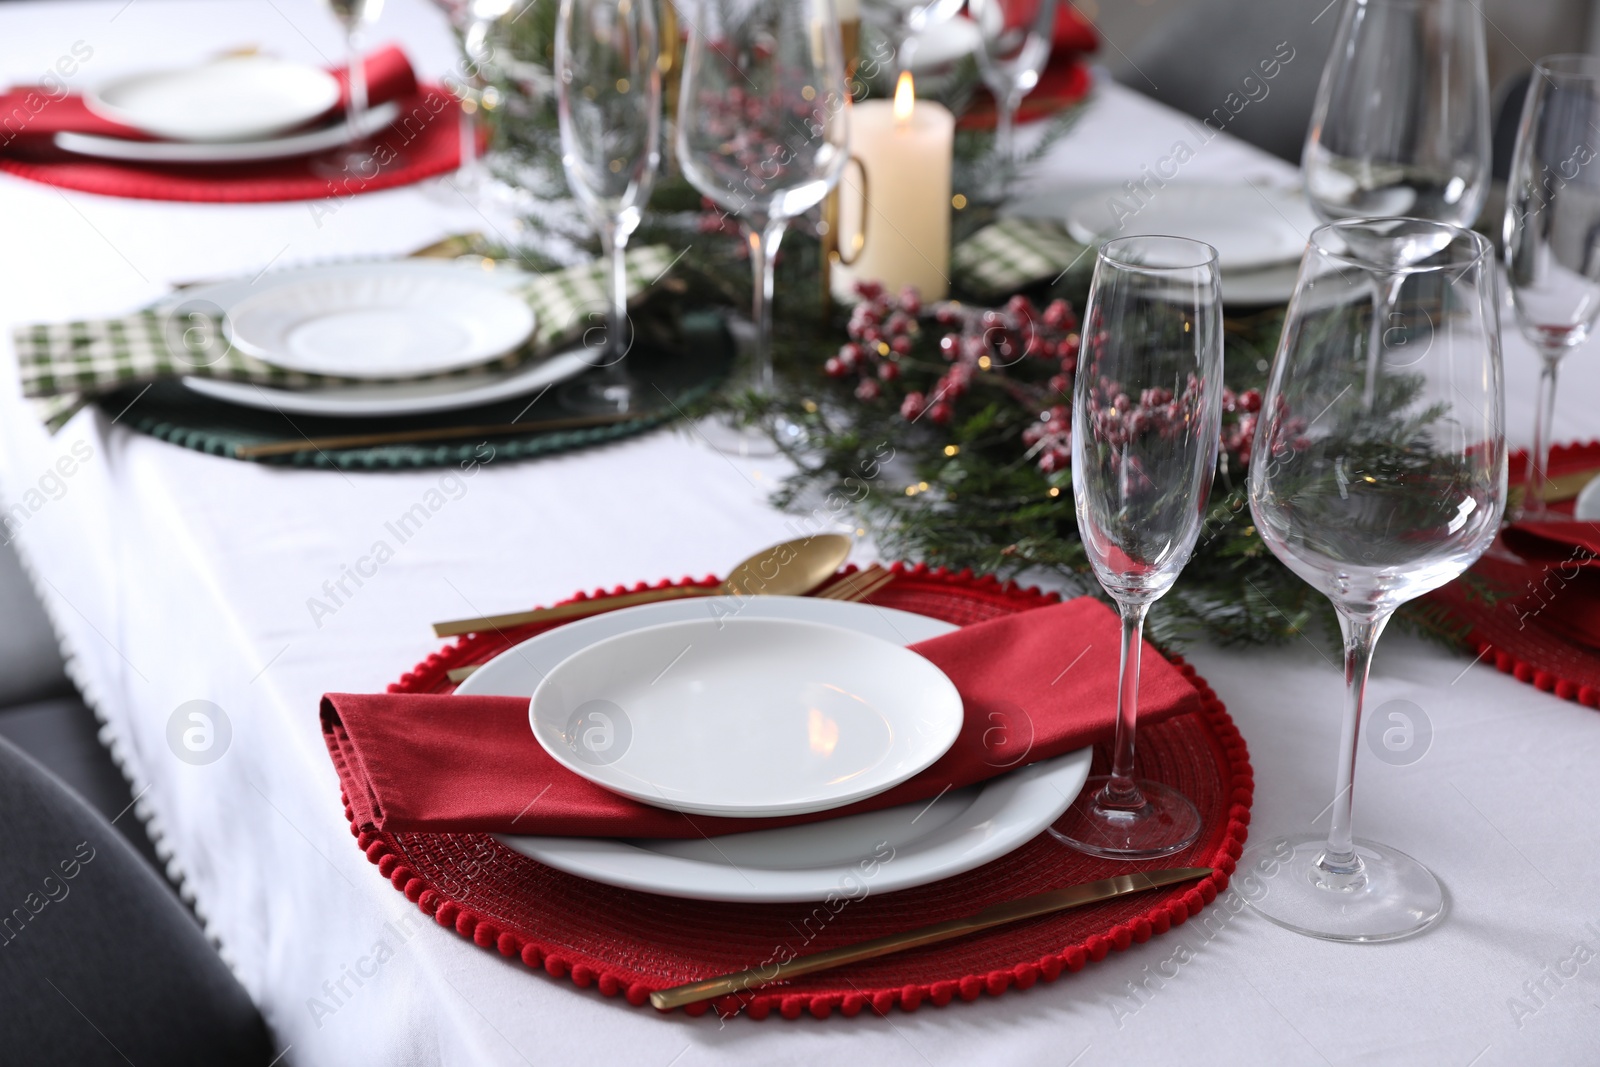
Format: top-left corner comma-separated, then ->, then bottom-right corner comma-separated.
832,72 -> 954,302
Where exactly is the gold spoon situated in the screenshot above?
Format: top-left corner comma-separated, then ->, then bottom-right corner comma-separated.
431,533 -> 853,637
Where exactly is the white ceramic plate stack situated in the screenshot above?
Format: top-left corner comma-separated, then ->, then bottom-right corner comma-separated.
1005,181 -> 1321,306
168,261 -> 581,417
456,596 -> 1093,903
65,54 -> 399,164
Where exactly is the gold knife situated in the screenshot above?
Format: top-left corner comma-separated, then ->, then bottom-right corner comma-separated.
649,866 -> 1213,1010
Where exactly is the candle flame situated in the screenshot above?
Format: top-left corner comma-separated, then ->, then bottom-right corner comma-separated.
893,71 -> 915,123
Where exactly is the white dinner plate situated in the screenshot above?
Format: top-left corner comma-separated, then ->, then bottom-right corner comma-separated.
463,596 -> 1092,902
529,617 -> 964,818
169,263 -> 589,418
58,100 -> 400,164
1011,182 -> 1318,273
224,265 -> 536,379
1574,474 -> 1600,520
907,16 -> 982,70
84,55 -> 342,143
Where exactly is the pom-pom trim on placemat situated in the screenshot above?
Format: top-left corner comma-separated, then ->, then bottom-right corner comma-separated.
343,564 -> 1252,1019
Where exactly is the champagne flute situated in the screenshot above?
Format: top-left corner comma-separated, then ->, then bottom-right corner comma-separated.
1503,54 -> 1600,516
555,0 -> 661,412
677,0 -> 850,446
1304,0 -> 1490,408
967,0 -> 1057,173
1047,236 -> 1224,859
1244,218 -> 1505,941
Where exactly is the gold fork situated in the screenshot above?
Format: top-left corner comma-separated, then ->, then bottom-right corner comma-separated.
815,564 -> 895,602
443,566 -> 897,684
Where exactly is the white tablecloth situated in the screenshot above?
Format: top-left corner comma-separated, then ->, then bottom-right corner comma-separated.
2,3 -> 1598,1064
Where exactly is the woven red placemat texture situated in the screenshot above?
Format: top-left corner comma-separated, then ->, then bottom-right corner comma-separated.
1424,441 -> 1600,707
0,85 -> 462,203
350,564 -> 1252,1019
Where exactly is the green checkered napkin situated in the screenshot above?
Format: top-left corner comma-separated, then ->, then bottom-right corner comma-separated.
14,245 -> 678,432
951,216 -> 1094,301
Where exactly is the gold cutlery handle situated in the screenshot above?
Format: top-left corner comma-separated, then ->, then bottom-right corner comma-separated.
649,867 -> 1212,1010
432,584 -> 721,637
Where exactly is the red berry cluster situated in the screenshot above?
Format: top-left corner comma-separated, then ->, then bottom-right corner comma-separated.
1220,387 -> 1262,465
824,281 -> 922,403
1022,405 -> 1072,472
911,295 -> 1080,426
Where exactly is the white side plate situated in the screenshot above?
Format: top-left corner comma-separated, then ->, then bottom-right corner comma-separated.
84,55 -> 342,143
168,262 -> 589,418
1011,182 -> 1318,273
465,596 -> 1091,902
58,100 -> 400,164
528,617 -> 964,818
224,266 -> 535,378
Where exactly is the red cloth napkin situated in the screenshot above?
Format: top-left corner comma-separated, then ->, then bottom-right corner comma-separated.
1495,520 -> 1600,648
0,45 -> 418,154
322,597 -> 1202,838
957,7 -> 1099,131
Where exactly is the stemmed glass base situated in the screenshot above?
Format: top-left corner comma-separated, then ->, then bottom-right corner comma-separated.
1240,833 -> 1445,942
1048,776 -> 1201,859
559,374 -> 633,414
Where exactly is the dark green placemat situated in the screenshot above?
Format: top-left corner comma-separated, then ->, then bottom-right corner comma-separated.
96,311 -> 732,471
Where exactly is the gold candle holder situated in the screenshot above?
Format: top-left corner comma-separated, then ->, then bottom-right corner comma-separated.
820,15 -> 862,316
659,0 -> 684,174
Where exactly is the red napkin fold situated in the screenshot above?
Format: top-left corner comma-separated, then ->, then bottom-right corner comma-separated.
1501,520 -> 1600,568
0,45 -> 418,154
322,597 -> 1202,839
1497,520 -> 1600,649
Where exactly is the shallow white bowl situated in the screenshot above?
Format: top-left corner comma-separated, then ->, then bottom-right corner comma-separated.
85,55 -> 341,143
529,616 -> 964,818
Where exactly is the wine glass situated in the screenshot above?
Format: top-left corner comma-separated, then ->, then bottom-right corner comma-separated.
1243,218 -> 1505,941
554,0 -> 661,412
967,0 -> 1057,173
860,0 -> 966,72
321,0 -> 389,171
1304,0 -> 1490,226
677,0 -> 850,447
1503,54 -> 1600,516
439,0 -> 516,192
1047,236 -> 1224,859
1304,0 -> 1490,408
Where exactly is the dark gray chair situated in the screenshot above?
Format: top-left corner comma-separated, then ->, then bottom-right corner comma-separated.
0,735 -> 275,1065
1115,0 -> 1341,163
0,539 -> 160,867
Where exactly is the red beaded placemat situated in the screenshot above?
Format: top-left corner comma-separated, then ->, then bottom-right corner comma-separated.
0,85 -> 463,203
347,564 -> 1252,1019
1424,442 -> 1600,708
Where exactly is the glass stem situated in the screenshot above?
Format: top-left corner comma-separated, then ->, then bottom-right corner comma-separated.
1524,349 -> 1564,517
1321,609 -> 1391,879
995,95 -> 1018,169
747,218 -> 786,395
1099,598 -> 1150,810
601,221 -> 631,373
345,28 -> 368,142
1363,274 -> 1405,411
